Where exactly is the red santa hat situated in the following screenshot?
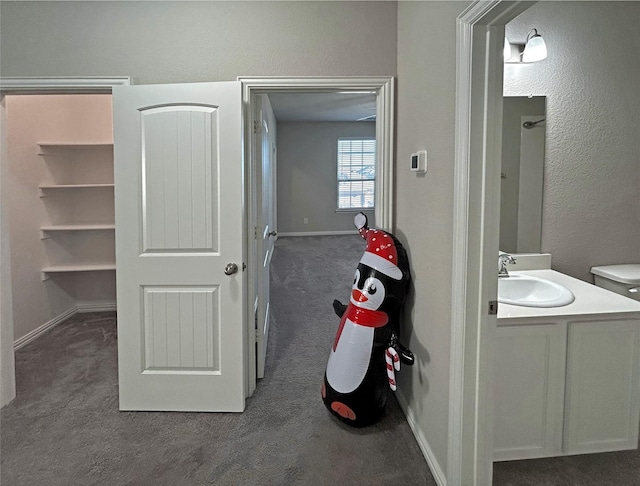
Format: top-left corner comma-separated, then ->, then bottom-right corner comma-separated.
354,213 -> 403,280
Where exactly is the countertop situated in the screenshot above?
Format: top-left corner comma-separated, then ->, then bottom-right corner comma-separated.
497,269 -> 640,320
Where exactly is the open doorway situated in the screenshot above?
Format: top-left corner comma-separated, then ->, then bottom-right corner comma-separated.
0,78 -> 128,407
255,90 -> 377,381
269,91 -> 378,234
450,2 -> 531,484
5,93 -> 116,332
241,77 -> 395,395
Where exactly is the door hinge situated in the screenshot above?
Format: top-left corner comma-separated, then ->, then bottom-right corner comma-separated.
488,300 -> 498,315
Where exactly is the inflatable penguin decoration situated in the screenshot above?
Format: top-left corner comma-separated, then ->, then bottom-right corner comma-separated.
321,213 -> 414,426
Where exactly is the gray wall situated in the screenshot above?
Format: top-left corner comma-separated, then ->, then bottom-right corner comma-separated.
396,1 -> 470,476
505,2 -> 640,281
0,1 -> 397,83
277,122 -> 375,234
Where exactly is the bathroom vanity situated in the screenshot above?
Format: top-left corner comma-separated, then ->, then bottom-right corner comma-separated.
494,268 -> 640,462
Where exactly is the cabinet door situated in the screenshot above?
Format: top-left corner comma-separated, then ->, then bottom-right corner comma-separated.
564,319 -> 640,454
493,323 -> 566,461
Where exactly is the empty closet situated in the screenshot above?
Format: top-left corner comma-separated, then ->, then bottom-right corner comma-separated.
5,94 -> 116,347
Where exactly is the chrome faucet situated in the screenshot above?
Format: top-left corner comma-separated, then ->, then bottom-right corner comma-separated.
498,252 -> 516,277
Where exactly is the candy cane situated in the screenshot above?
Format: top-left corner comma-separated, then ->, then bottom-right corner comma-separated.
385,347 -> 400,391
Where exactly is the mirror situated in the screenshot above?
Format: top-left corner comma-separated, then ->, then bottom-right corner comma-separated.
499,96 -> 546,253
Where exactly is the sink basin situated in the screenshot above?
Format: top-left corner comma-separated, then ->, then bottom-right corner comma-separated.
498,274 -> 575,308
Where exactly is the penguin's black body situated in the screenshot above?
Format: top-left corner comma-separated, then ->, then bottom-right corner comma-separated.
321,213 -> 413,427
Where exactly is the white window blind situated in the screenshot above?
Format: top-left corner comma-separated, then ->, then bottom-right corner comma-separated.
337,138 -> 376,209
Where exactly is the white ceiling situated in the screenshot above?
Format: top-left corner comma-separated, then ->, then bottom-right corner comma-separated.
267,92 -> 376,122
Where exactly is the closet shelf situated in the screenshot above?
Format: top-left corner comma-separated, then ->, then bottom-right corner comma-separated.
37,139 -> 116,283
39,183 -> 114,189
40,224 -> 115,239
38,142 -> 113,146
38,183 -> 114,196
37,142 -> 113,147
37,142 -> 114,156
41,263 -> 116,281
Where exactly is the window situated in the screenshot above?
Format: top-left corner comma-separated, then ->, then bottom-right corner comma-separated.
337,138 -> 376,210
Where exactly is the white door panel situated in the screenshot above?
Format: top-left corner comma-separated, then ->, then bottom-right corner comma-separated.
114,82 -> 245,412
256,95 -> 276,378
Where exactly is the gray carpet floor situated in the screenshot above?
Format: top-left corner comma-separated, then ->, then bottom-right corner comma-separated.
1,235 -> 435,486
4,235 -> 639,485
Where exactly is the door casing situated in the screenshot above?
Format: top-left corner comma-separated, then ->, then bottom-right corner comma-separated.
0,77 -> 130,408
450,2 -> 534,485
239,76 -> 395,397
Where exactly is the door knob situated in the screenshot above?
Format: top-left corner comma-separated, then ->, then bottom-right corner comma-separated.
268,231 -> 278,237
224,263 -> 239,275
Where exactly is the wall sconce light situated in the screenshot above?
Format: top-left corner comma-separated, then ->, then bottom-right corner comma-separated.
522,29 -> 547,62
504,28 -> 548,64
504,37 -> 512,61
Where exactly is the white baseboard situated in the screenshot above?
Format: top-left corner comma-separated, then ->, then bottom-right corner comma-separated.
76,301 -> 117,313
13,304 -> 116,350
277,230 -> 359,237
13,306 -> 77,351
396,390 -> 448,486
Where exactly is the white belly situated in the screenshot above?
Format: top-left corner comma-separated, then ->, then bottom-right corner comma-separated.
326,319 -> 374,393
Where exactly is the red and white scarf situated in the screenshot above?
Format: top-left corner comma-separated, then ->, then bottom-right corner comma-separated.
333,304 -> 388,351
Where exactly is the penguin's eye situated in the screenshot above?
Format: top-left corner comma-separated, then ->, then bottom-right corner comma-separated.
362,277 -> 384,298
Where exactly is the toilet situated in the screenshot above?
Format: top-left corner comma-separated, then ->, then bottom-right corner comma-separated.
590,264 -> 640,302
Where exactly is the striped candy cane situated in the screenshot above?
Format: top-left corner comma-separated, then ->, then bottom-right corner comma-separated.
385,347 -> 400,391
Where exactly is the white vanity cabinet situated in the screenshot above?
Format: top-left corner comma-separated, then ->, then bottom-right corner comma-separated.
494,314 -> 640,461
564,319 -> 640,455
493,322 -> 567,461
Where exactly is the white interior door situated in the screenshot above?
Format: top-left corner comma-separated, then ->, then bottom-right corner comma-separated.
114,81 -> 246,412
256,94 -> 276,378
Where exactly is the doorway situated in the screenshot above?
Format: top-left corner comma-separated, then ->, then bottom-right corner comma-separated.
450,1 -> 533,484
0,77 -> 129,407
241,77 -> 395,396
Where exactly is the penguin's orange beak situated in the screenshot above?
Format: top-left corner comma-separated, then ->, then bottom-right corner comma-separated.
352,289 -> 368,302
